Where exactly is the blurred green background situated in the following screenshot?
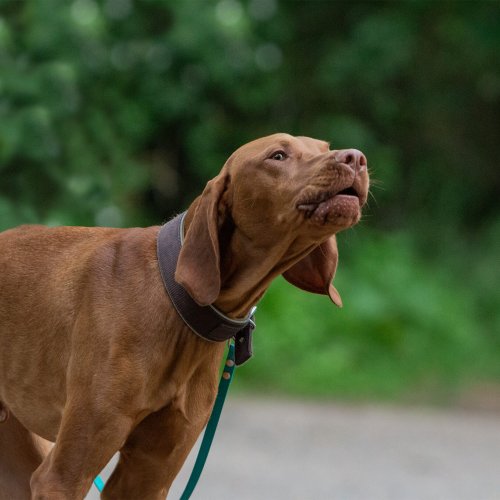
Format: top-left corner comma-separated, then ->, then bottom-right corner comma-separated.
1,0 -> 499,403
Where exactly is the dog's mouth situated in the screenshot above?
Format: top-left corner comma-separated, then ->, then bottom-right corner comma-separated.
297,184 -> 361,224
337,186 -> 359,197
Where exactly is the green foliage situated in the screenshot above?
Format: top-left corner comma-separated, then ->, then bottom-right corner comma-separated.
0,0 -> 499,400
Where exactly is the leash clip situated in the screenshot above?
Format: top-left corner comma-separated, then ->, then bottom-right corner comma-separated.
234,306 -> 256,366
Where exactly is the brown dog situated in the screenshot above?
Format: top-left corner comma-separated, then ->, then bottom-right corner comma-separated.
0,133 -> 369,499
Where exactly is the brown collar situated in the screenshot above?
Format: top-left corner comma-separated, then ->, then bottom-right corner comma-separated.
156,212 -> 255,365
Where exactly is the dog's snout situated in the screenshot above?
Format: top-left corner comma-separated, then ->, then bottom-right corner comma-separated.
334,149 -> 367,172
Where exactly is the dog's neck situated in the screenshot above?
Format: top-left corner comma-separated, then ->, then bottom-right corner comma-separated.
217,238 -> 282,317
181,206 -> 261,317
182,205 -> 312,319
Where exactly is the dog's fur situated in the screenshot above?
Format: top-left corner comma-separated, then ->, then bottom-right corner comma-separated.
0,134 -> 369,499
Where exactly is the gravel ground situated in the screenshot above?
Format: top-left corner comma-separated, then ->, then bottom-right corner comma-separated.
86,398 -> 500,500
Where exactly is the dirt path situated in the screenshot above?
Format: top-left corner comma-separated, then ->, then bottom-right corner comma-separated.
87,398 -> 500,500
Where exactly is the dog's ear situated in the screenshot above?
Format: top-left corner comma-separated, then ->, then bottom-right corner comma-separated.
175,171 -> 229,306
282,236 -> 343,307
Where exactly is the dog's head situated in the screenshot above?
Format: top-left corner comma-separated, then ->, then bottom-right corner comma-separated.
176,133 -> 370,311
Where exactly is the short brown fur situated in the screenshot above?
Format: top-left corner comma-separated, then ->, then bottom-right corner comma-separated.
0,134 -> 369,499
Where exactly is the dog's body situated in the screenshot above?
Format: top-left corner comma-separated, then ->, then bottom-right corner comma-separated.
0,134 -> 369,499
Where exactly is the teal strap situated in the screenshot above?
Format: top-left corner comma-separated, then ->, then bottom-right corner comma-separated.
180,342 -> 235,499
93,343 -> 236,498
93,475 -> 105,492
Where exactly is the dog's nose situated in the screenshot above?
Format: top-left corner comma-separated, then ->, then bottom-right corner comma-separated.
334,149 -> 367,172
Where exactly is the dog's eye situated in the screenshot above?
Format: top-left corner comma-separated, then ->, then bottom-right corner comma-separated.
270,151 -> 287,161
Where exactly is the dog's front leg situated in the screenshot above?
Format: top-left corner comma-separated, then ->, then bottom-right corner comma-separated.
102,396 -> 214,500
29,401 -> 135,500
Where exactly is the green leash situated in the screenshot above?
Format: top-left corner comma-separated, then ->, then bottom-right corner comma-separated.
93,342 -> 236,498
